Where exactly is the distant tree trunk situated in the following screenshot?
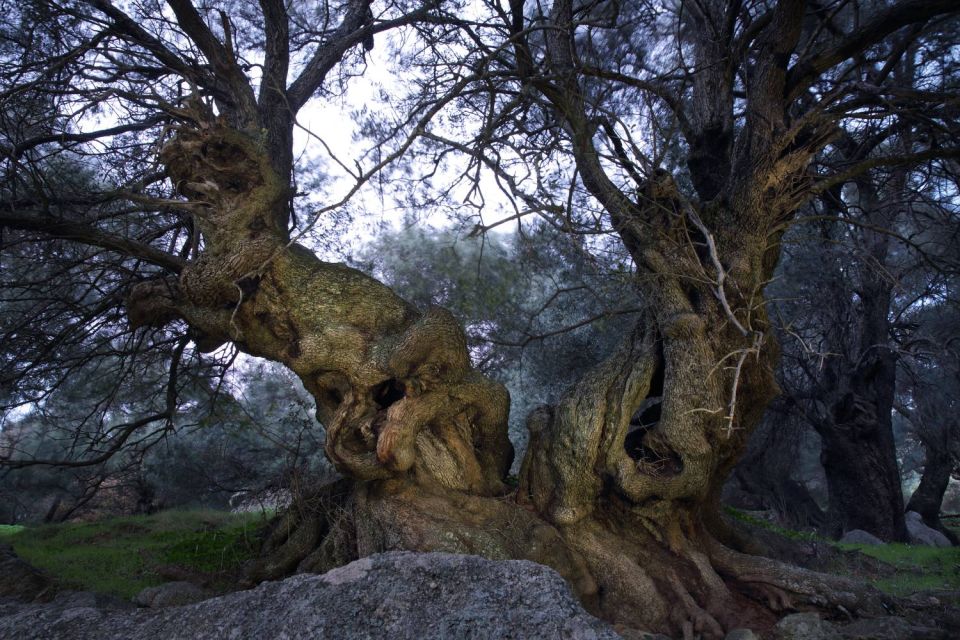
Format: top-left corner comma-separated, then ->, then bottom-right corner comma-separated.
817,348 -> 906,541
814,179 -> 907,542
42,496 -> 62,524
907,442 -> 958,545
724,405 -> 825,531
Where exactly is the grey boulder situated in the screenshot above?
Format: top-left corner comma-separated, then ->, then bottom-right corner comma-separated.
839,530 -> 884,546
772,612 -> 842,640
134,581 -> 213,608
904,511 -> 951,548
0,551 -> 619,639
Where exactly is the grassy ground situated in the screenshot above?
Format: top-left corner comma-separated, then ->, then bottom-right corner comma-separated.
725,507 -> 960,598
4,507 -> 958,602
0,510 -> 265,599
834,541 -> 960,595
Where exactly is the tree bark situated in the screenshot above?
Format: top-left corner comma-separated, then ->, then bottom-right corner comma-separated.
818,355 -> 907,542
126,118 -> 893,638
815,179 -> 907,543
906,443 -> 958,545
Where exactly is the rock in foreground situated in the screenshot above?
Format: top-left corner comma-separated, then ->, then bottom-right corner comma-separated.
0,551 -> 619,639
904,511 -> 952,548
0,543 -> 55,602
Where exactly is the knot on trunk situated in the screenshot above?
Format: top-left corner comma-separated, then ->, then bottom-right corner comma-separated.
322,308 -> 512,495
160,122 -> 290,246
126,278 -> 181,329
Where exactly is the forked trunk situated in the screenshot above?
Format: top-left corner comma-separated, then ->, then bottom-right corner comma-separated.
131,124 -> 889,639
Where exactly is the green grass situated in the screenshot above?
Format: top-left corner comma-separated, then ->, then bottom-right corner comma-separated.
726,506 -> 960,597
4,510 -> 265,599
835,542 -> 960,595
723,506 -> 820,541
0,524 -> 26,536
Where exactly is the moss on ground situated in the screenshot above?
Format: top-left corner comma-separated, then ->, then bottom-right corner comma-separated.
723,506 -> 820,541
3,510 -> 264,599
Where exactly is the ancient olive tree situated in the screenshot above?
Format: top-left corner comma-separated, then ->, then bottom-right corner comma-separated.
2,0 -> 960,638
408,0 -> 959,634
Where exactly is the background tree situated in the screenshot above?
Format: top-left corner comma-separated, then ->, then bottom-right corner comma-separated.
898,272 -> 960,542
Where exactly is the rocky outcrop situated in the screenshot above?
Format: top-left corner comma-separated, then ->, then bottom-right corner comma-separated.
0,552 -> 619,639
133,582 -> 213,608
837,615 -> 950,640
770,612 -> 955,640
228,488 -> 292,514
772,612 -> 842,640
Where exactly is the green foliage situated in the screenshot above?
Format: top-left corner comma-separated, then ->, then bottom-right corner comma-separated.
4,510 -> 262,598
0,524 -> 25,536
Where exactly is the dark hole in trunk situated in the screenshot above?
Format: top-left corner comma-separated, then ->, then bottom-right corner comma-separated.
373,378 -> 406,410
624,399 -> 662,461
623,343 -> 683,477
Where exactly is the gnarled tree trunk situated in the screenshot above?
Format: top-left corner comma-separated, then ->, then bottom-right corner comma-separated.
126,121 -> 891,638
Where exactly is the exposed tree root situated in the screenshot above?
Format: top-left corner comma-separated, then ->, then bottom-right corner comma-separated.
245,478 -> 357,584
707,536 -> 891,618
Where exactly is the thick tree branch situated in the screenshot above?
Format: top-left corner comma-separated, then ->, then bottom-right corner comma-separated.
85,0 -> 209,87
0,116 -> 166,159
0,412 -> 172,469
287,2 -> 437,112
787,0 -> 960,97
165,0 -> 258,122
810,146 -> 960,196
0,212 -> 185,273
257,0 -> 290,112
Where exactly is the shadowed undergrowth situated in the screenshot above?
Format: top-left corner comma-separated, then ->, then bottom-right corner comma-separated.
0,510 -> 264,598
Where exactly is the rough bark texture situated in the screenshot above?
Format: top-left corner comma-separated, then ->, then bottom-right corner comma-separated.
818,355 -> 906,542
132,124 -> 513,499
125,97 -> 895,635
